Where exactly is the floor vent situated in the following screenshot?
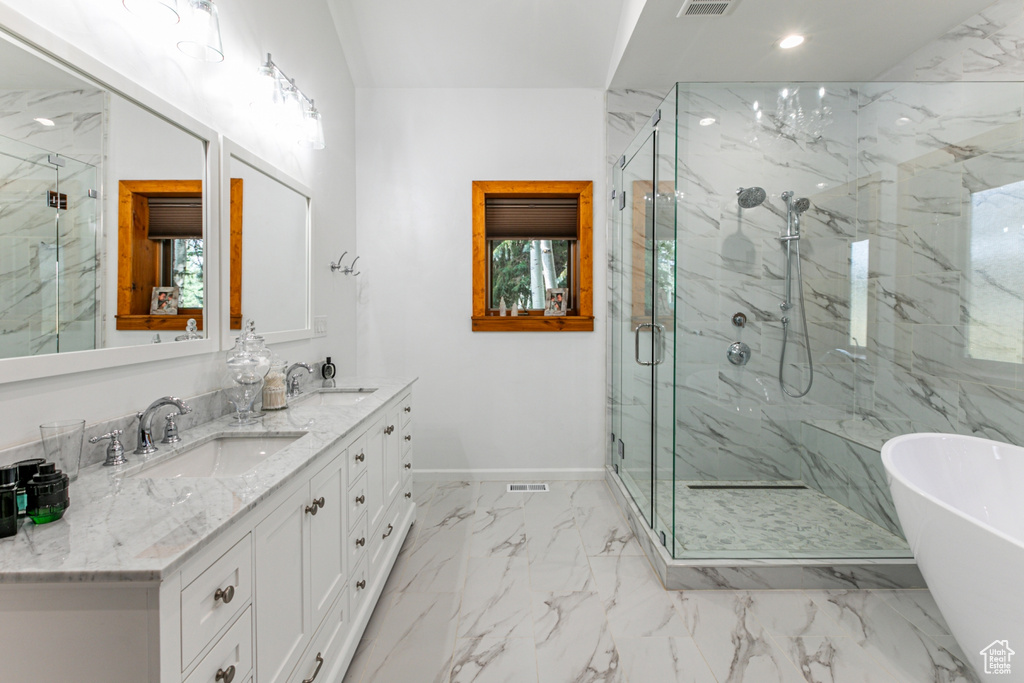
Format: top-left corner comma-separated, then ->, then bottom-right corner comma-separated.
507,483 -> 549,493
677,0 -> 737,17
687,484 -> 808,490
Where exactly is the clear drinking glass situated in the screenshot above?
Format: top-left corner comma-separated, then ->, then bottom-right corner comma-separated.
39,419 -> 85,481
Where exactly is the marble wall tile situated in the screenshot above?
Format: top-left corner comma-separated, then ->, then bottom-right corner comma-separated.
958,380 -> 1024,444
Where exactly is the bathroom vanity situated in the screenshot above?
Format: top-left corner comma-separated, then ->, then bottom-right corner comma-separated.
0,378 -> 416,683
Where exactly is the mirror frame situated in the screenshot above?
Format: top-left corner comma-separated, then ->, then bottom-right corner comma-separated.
219,138 -> 313,348
0,8 -> 221,384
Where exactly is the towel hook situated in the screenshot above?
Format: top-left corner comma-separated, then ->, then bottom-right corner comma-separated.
330,251 -> 361,276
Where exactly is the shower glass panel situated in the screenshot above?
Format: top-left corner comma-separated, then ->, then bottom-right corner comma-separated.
611,81 -> 1024,561
0,135 -> 98,359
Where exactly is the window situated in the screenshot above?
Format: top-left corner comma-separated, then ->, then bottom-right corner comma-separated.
472,181 -> 593,331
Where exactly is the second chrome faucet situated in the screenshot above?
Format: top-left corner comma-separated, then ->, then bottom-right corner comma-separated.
136,396 -> 192,455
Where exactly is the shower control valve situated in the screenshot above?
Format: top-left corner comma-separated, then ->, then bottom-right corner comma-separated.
727,341 -> 752,366
731,312 -> 747,328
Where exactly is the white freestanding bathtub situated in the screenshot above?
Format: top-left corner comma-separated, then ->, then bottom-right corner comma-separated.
882,433 -> 1024,680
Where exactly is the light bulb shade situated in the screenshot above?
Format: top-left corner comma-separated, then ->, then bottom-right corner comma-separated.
299,106 -> 326,150
177,0 -> 224,62
123,0 -> 180,24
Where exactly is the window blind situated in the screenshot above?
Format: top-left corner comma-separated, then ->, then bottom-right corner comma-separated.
485,197 -> 578,240
147,196 -> 203,240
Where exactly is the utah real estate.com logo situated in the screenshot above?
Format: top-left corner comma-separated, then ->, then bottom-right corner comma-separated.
980,640 -> 1014,675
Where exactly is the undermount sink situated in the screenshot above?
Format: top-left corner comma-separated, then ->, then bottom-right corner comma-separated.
294,388 -> 377,407
130,434 -> 302,479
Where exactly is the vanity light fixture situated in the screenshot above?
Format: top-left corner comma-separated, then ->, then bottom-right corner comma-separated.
123,0 -> 180,24
255,54 -> 327,149
779,34 -> 805,49
176,0 -> 224,62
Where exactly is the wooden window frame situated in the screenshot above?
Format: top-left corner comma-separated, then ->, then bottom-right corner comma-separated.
115,180 -> 204,331
472,180 -> 594,332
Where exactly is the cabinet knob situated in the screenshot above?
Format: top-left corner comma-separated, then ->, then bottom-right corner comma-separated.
356,537 -> 365,547
355,452 -> 365,463
382,523 -> 394,539
216,665 -> 235,683
384,425 -> 395,435
355,494 -> 365,505
404,462 -> 411,470
214,585 -> 235,604
305,497 -> 324,515
405,492 -> 412,499
356,579 -> 366,590
404,406 -> 411,413
302,653 -> 324,683
404,434 -> 411,442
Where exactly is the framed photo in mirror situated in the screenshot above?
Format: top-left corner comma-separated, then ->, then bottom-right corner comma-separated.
544,287 -> 567,316
150,287 -> 180,315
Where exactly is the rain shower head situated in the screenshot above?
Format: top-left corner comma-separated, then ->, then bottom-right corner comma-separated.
793,197 -> 810,214
736,186 -> 766,209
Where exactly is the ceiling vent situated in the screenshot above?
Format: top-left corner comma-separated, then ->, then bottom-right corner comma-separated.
677,0 -> 737,17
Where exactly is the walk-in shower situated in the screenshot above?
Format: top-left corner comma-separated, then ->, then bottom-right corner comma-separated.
608,81 -> 1024,583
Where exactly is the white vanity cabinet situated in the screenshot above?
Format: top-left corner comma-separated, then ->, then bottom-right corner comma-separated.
1,384 -> 416,683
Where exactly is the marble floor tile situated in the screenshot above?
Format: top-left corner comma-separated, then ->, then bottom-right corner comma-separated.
424,481 -> 480,526
470,488 -> 527,558
615,637 -> 717,683
567,481 -> 643,557
450,638 -> 539,683
809,590 -> 979,682
745,590 -> 847,637
590,555 -> 691,639
532,591 -> 624,683
458,557 -> 533,639
527,552 -> 595,593
392,524 -> 472,593
674,591 -> 806,682
776,636 -> 900,683
874,588 -> 952,636
413,480 -> 437,508
360,591 -> 461,683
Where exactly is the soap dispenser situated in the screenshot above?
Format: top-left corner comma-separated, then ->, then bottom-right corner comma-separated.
322,356 -> 336,388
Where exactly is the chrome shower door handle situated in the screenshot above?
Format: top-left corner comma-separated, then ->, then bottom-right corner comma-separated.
653,323 -> 666,365
634,323 -> 655,367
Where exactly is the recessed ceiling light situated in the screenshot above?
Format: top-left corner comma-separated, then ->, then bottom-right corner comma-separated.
33,118 -> 55,127
896,116 -> 912,126
699,117 -> 716,126
779,34 -> 805,49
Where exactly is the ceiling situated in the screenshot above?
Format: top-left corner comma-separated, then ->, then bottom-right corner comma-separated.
328,0 -> 998,89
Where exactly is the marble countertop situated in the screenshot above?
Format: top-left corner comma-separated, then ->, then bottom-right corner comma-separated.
0,376 -> 415,584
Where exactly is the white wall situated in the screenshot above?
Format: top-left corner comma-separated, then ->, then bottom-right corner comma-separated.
0,0 -> 356,448
355,88 -> 608,477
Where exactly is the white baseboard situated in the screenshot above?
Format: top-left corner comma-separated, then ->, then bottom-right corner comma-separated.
413,468 -> 605,482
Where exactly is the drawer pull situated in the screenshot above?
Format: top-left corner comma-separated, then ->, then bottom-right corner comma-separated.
305,496 -> 324,515
382,523 -> 394,539
384,425 -> 395,435
356,537 -> 365,547
404,463 -> 412,470
213,585 -> 235,605
302,653 -> 324,683
356,579 -> 366,589
355,452 -> 365,463
404,406 -> 411,413
216,665 -> 235,683
405,492 -> 412,499
404,434 -> 411,442
355,494 -> 365,505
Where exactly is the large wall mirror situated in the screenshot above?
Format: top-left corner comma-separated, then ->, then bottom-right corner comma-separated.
0,18 -> 219,383
222,139 -> 311,345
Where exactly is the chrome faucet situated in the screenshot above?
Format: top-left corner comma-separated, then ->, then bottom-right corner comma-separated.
136,396 -> 192,455
286,363 -> 313,398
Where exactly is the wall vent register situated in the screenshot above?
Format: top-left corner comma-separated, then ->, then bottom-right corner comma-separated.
507,483 -> 549,493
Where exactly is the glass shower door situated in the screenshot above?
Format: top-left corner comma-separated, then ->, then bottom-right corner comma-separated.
616,121 -> 658,527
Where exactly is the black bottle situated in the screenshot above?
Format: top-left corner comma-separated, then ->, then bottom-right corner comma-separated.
26,462 -> 69,525
0,465 -> 19,538
13,458 -> 44,517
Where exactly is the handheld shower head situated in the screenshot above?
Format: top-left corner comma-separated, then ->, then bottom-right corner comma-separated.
793,197 -> 810,214
736,186 -> 766,209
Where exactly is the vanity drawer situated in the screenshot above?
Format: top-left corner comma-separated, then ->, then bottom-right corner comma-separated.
401,421 -> 414,457
348,472 -> 368,532
184,605 -> 252,683
348,433 -> 368,483
287,589 -> 348,683
370,503 -> 403,583
350,556 -> 370,618
399,394 -> 412,428
182,534 -> 252,668
349,512 -> 368,563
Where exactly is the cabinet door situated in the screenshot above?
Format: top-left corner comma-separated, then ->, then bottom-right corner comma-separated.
364,415 -> 386,531
309,452 -> 346,631
255,486 -> 311,683
383,407 -> 402,505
